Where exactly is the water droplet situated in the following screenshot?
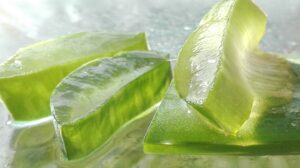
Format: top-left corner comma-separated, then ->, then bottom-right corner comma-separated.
291,122 -> 297,127
163,141 -> 173,145
6,120 -> 12,125
184,26 -> 191,31
201,81 -> 209,87
149,28 -> 155,32
187,110 -> 192,114
207,59 -> 216,64
3,163 -> 9,168
289,41 -> 297,47
14,60 -> 22,69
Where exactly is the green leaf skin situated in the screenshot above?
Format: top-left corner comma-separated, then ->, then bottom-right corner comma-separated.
50,51 -> 172,160
0,32 -> 148,121
174,0 -> 275,133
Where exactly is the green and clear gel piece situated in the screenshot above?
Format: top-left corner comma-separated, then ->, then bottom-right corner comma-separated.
0,32 -> 148,121
144,71 -> 300,155
145,0 -> 300,155
51,51 -> 172,159
174,0 -> 295,133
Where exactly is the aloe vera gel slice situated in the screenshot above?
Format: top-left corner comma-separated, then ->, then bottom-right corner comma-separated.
51,51 -> 172,160
145,0 -> 300,154
174,0 -> 295,133
0,32 -> 147,121
144,69 -> 300,155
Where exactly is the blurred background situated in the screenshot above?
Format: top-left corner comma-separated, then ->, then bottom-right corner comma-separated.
0,0 -> 299,167
0,0 -> 299,61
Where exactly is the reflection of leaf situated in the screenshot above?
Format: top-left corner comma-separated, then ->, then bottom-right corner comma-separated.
51,51 -> 172,159
174,0 -> 296,133
0,32 -> 148,121
10,144 -> 57,168
10,122 -> 55,149
9,121 -> 58,168
7,108 -> 300,168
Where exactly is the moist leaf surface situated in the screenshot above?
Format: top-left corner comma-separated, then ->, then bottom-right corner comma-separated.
51,51 -> 172,159
0,32 -> 147,121
174,0 -> 295,133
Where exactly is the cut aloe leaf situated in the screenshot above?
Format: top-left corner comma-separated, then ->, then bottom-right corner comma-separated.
0,32 -> 148,121
174,0 -> 264,132
144,63 -> 300,155
51,51 -> 172,160
146,0 -> 300,154
174,0 -> 284,133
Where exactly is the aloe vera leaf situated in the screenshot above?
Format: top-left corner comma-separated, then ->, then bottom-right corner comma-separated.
0,32 -> 148,121
174,0 -> 274,133
144,69 -> 300,155
50,51 -> 172,160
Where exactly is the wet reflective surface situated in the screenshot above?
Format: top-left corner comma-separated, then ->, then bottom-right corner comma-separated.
3,111 -> 300,168
0,0 -> 300,167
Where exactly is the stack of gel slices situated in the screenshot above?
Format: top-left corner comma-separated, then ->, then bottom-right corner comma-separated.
0,0 -> 300,160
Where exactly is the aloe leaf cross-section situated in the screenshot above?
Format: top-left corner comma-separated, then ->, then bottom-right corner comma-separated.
0,32 -> 148,121
145,0 -> 300,155
174,0 -> 295,133
144,60 -> 300,155
50,51 -> 172,160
